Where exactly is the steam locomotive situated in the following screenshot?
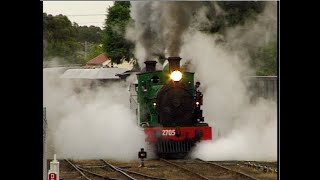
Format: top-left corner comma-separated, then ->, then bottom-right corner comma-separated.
129,56 -> 212,158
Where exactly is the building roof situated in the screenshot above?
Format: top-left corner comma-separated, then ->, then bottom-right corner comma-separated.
87,53 -> 108,65
43,67 -> 69,76
60,68 -> 129,80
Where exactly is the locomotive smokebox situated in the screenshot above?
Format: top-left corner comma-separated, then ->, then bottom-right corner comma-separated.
144,60 -> 157,72
168,57 -> 181,73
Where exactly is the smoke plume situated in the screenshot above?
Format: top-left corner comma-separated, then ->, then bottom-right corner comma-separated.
127,1 -> 203,66
43,70 -> 146,160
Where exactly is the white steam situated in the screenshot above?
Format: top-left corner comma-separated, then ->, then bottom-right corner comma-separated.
181,32 -> 252,137
192,98 -> 277,161
126,1 -> 277,161
180,23 -> 277,161
44,72 -> 146,160
224,1 -> 277,57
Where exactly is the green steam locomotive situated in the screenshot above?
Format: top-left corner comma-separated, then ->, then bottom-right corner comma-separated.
130,56 -> 212,158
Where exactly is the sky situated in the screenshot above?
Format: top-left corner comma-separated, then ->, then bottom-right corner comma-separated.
43,1 -> 114,29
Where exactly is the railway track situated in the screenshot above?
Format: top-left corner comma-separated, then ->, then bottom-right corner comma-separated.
64,159 -> 167,180
244,162 -> 277,173
160,158 -> 211,180
196,159 -> 261,180
159,158 -> 261,180
205,160 -> 277,173
65,159 -> 109,180
61,159 -> 276,180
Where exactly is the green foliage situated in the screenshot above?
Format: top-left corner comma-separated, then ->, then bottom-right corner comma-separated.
43,13 -> 105,65
77,25 -> 103,43
115,1 -> 131,8
86,44 -> 104,61
43,13 -> 82,63
203,1 -> 266,34
198,2 -> 276,76
103,1 -> 134,64
252,41 -> 277,76
219,1 -> 265,26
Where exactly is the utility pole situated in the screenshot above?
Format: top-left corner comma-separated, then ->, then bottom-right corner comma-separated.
84,41 -> 88,59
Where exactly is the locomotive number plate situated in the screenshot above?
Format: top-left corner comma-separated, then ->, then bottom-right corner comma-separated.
162,129 -> 176,136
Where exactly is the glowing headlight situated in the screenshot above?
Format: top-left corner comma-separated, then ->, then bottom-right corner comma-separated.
170,70 -> 182,81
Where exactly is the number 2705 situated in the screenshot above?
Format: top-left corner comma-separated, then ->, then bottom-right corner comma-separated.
162,130 -> 175,136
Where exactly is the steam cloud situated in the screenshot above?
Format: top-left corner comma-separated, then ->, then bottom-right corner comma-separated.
128,1 -> 277,161
43,70 -> 146,160
183,31 -> 277,160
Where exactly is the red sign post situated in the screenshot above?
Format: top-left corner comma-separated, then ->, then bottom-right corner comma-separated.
48,173 -> 57,180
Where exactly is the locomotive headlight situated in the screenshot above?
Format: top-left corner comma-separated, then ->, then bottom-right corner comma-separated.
170,70 -> 182,81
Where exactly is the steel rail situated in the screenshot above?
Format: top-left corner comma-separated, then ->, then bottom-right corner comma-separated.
196,158 -> 261,180
65,159 -> 91,180
100,159 -> 138,180
160,158 -> 212,180
121,168 -> 169,180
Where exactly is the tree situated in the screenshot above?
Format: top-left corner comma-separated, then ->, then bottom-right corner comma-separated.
86,44 -> 104,61
218,1 -> 265,26
198,2 -> 276,76
43,13 -> 82,63
77,25 -> 103,43
199,1 -> 266,34
102,1 -> 134,64
252,41 -> 277,76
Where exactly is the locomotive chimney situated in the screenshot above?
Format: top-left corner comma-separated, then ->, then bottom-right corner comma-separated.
144,60 -> 157,72
167,56 -> 181,73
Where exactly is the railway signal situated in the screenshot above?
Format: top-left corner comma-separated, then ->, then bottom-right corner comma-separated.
48,154 -> 59,180
138,148 -> 147,167
48,173 -> 56,180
